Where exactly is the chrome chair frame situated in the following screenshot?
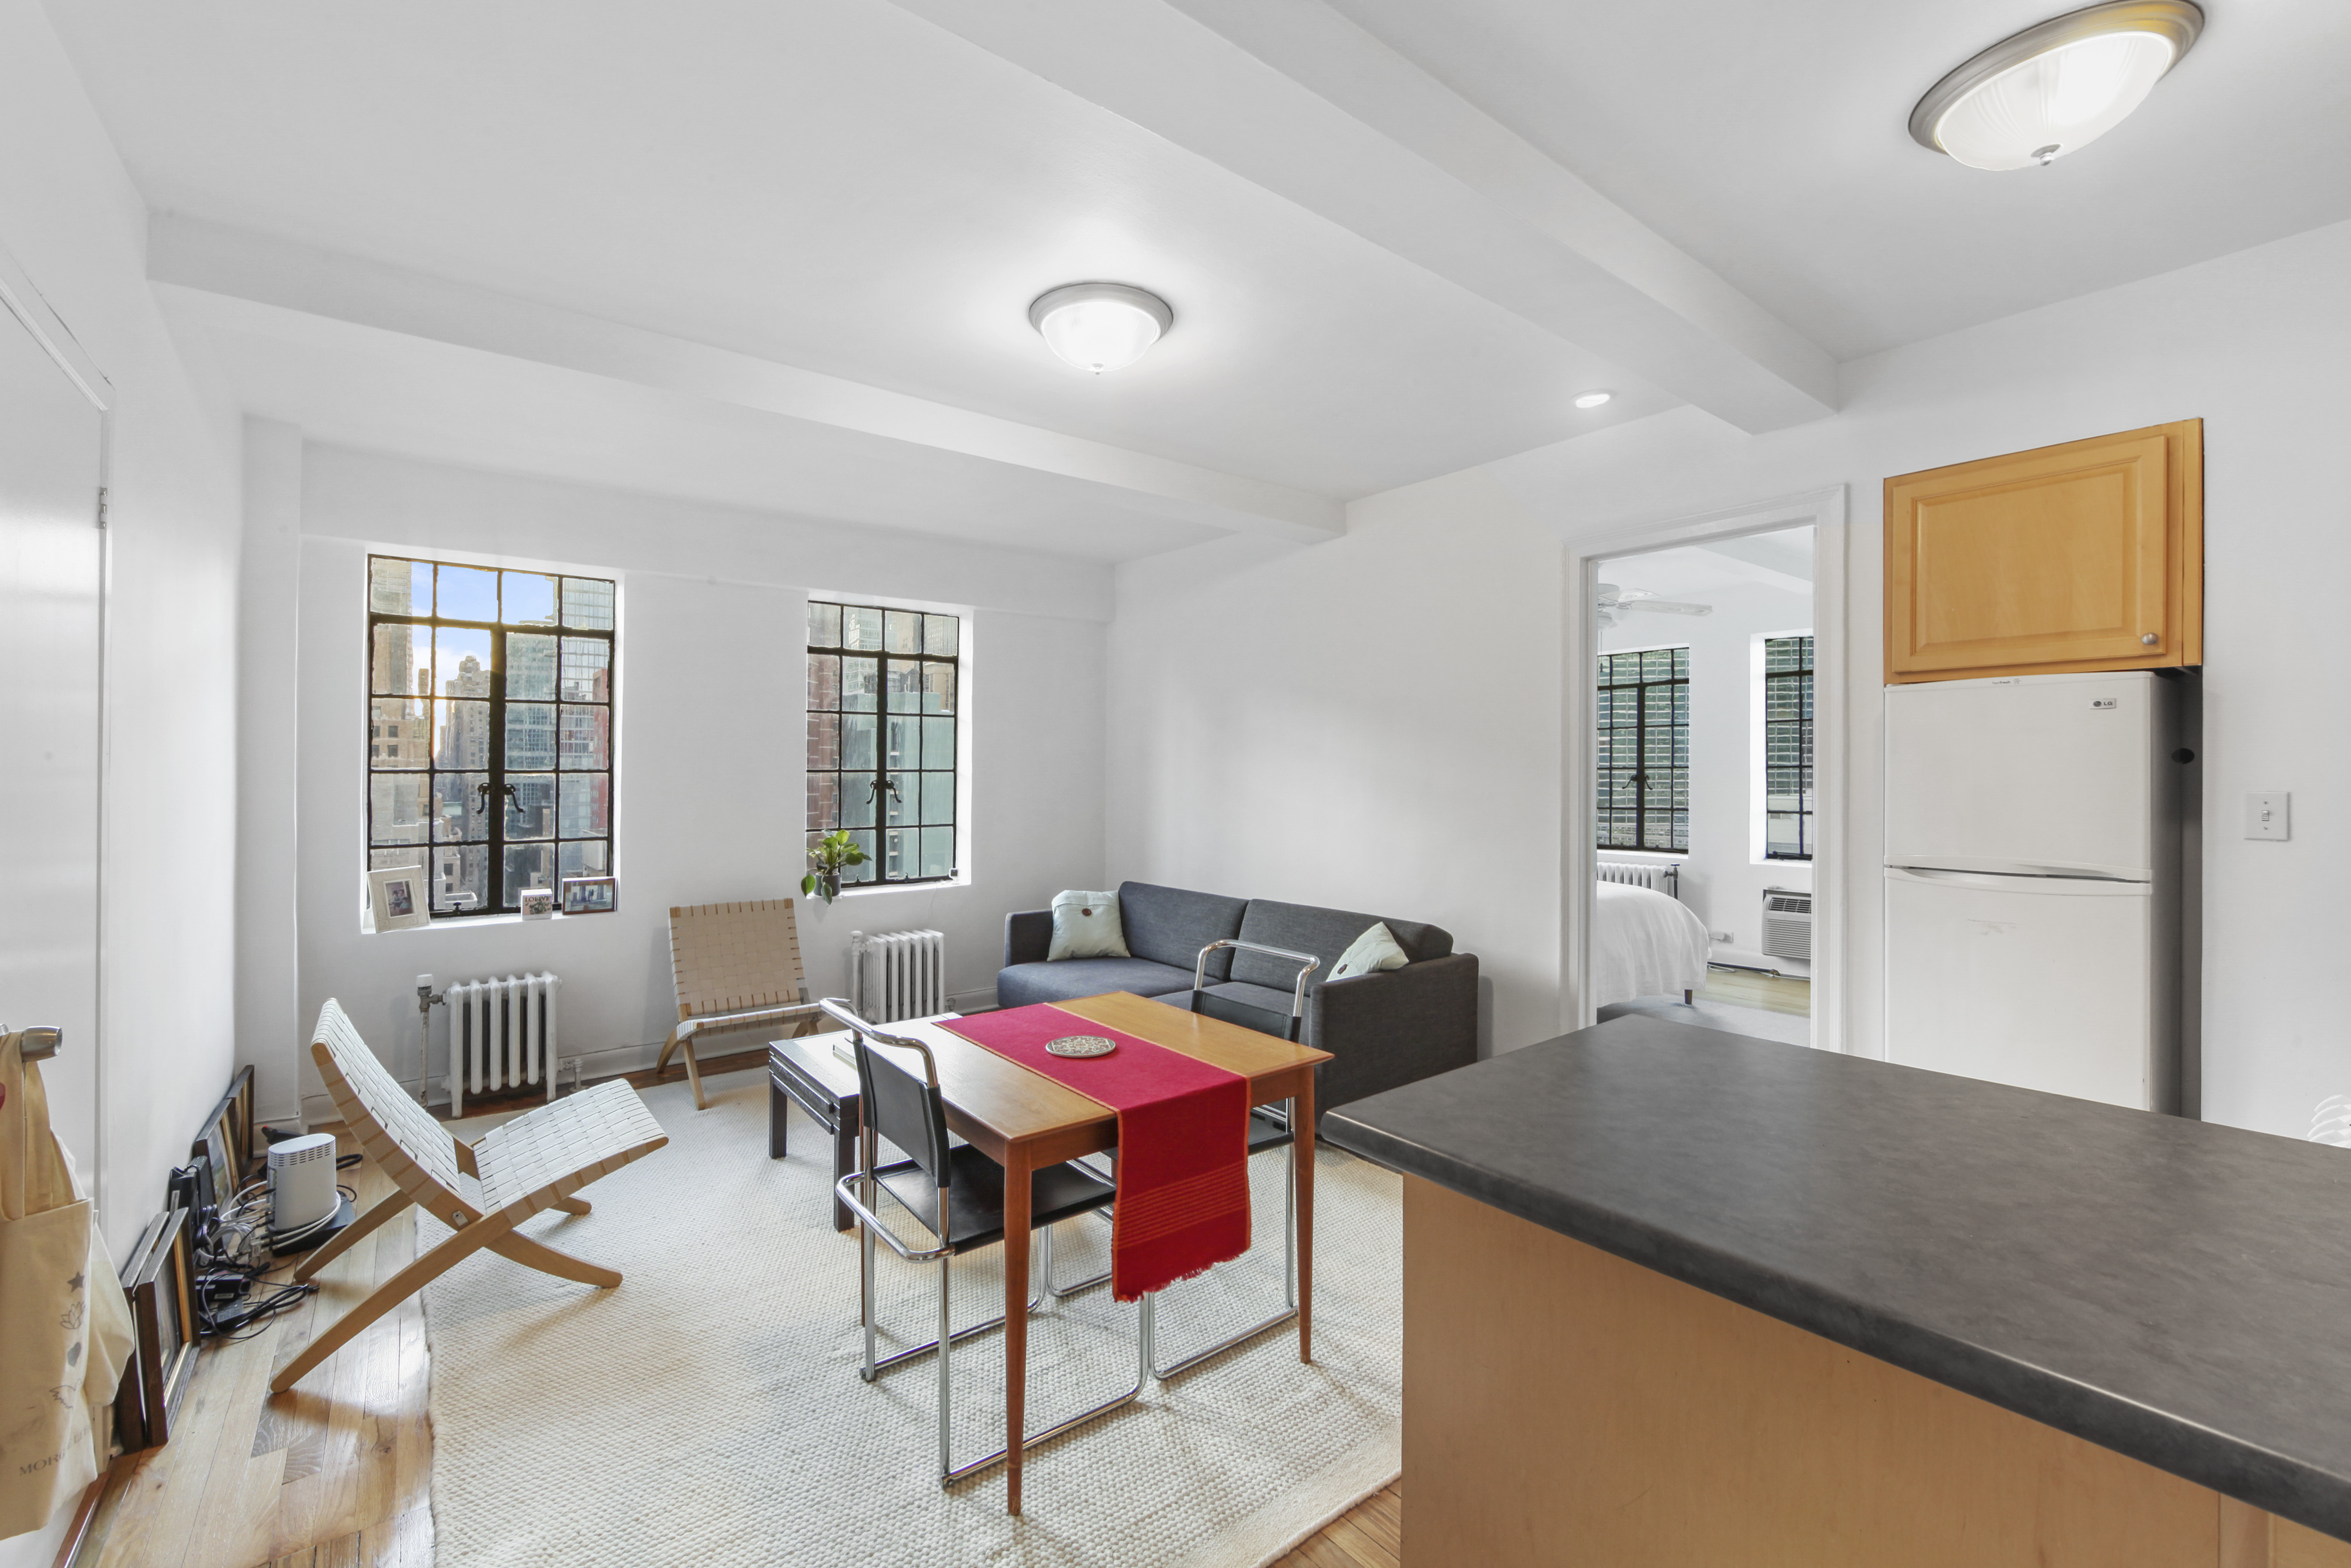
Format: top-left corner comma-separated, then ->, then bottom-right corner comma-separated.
822,998 -> 1148,1487
1047,938 -> 1316,1378
1192,938 -> 1321,1042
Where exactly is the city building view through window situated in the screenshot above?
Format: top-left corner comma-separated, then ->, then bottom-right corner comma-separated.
367,556 -> 616,918
806,601 -> 960,885
1596,646 -> 1691,853
1763,634 -> 1815,861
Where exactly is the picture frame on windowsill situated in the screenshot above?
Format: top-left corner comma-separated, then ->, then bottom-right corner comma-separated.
518,887 -> 555,921
561,875 -> 618,915
369,862 -> 430,931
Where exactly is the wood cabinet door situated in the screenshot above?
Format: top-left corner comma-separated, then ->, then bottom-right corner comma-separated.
1885,419 -> 2201,683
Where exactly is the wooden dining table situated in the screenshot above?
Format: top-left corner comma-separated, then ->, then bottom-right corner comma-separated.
888,990 -> 1331,1515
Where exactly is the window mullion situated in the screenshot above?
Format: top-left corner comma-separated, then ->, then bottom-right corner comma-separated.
487,624 -> 506,915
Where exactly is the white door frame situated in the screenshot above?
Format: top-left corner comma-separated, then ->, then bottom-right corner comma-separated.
1559,485 -> 1850,1052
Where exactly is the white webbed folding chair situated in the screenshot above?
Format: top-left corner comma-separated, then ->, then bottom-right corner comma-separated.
272,999 -> 668,1393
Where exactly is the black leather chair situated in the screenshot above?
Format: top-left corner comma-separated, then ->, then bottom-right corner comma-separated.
823,999 -> 1146,1486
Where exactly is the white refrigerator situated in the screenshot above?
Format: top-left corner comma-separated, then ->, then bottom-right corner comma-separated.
1883,671 -> 2189,1111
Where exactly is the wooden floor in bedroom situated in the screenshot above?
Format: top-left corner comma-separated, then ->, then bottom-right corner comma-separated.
76,1132 -> 431,1568
1698,969 -> 1812,1016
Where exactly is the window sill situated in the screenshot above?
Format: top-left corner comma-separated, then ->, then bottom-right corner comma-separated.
363,911 -> 610,935
1596,850 -> 1688,863
826,873 -> 973,899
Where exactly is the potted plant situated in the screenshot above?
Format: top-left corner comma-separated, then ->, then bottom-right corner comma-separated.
802,830 -> 868,905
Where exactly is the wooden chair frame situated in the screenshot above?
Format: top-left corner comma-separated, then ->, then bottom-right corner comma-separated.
656,898 -> 825,1109
272,1000 -> 668,1394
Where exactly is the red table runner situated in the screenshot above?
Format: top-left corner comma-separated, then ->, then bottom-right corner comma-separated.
941,1003 -> 1250,1301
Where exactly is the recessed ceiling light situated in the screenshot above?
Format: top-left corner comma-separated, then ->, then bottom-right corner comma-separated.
1028,282 -> 1174,374
1574,390 -> 1614,410
1910,1 -> 2202,172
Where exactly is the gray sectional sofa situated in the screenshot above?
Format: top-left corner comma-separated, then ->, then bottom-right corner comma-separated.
997,880 -> 1478,1121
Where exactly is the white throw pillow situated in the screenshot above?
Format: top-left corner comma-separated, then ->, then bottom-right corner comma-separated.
1047,890 -> 1131,961
1329,922 -> 1409,981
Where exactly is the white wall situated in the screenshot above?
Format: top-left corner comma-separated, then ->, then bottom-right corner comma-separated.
265,447 -> 1108,1119
1107,467 -> 1563,1055
1599,578 -> 1814,973
236,419 -> 303,1121
0,3 -> 242,1240
1472,215 -> 2351,1137
0,4 -> 241,1560
1112,214 -> 2351,1138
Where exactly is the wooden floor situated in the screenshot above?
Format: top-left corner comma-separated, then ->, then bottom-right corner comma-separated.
1271,1481 -> 1401,1568
1698,968 -> 1811,1017
76,1131 -> 430,1568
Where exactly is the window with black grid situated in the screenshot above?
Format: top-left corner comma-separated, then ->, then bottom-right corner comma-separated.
1596,647 -> 1689,853
1764,634 -> 1815,861
366,557 -> 616,918
806,602 -> 959,885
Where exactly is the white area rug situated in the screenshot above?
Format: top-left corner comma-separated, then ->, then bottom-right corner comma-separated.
421,1067 -> 1401,1567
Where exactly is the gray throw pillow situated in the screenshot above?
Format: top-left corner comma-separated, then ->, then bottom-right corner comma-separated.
1048,890 -> 1130,960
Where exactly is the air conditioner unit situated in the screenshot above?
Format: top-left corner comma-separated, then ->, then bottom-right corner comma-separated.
1761,888 -> 1813,963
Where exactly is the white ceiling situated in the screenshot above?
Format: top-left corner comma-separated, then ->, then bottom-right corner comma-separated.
55,1 -> 1665,507
1321,0 -> 2351,360
44,0 -> 2351,561
1603,528 -> 1814,602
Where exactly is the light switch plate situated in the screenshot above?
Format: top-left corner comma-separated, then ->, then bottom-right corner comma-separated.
2247,792 -> 2291,841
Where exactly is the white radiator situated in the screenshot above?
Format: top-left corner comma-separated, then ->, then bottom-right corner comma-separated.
850,929 -> 946,1024
1761,890 -> 1813,962
1597,859 -> 1680,898
446,972 -> 559,1116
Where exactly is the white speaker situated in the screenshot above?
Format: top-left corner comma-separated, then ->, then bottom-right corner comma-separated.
268,1132 -> 339,1241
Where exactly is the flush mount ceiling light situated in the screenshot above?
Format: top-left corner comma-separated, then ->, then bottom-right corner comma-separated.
1574,390 -> 1614,410
1028,282 -> 1174,374
1909,1 -> 2202,172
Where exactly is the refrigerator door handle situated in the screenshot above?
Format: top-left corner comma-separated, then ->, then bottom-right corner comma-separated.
1882,854 -> 2148,882
1886,866 -> 2151,896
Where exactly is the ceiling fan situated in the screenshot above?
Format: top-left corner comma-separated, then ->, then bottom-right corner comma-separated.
1596,582 -> 1713,629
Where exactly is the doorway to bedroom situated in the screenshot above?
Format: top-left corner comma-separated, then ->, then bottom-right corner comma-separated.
1589,523 -> 1816,1045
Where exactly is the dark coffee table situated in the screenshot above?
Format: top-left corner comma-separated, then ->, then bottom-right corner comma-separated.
768,1033 -> 861,1232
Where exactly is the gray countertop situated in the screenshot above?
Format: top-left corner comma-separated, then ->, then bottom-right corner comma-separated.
1322,1014 -> 2351,1542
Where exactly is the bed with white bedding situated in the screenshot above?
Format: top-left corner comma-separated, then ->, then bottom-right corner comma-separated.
1591,880 -> 1712,1009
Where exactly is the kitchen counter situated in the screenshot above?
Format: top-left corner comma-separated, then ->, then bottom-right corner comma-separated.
1325,1013 -> 2351,1564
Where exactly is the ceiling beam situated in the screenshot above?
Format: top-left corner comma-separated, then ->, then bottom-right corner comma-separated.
147,215 -> 1342,543
890,0 -> 1838,434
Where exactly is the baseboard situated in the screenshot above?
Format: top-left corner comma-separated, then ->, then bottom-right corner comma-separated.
1708,949 -> 1811,979
48,1473 -> 106,1568
304,1040 -> 661,1123
947,986 -> 998,1014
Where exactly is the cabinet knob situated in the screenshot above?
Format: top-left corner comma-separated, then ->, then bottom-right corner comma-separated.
2140,633 -> 2159,646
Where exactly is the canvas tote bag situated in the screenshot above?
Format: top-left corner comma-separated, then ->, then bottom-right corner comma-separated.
0,1032 -> 132,1539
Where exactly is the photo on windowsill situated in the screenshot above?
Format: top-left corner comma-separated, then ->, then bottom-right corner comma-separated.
560,874 -> 617,915
369,863 -> 431,931
519,887 -> 554,920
